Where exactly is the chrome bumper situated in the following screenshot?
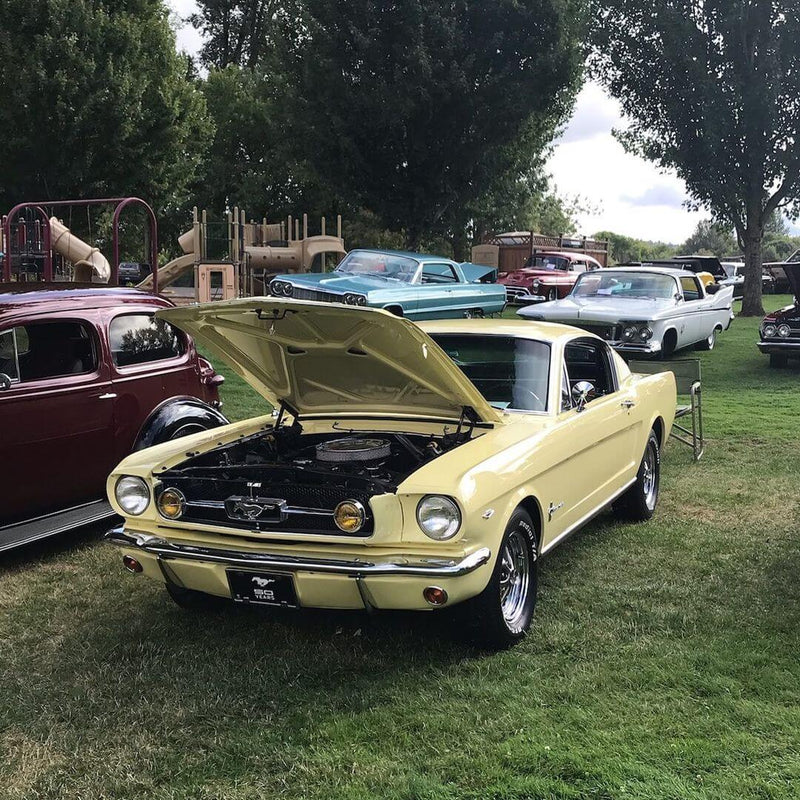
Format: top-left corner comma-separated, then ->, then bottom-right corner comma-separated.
105,526 -> 492,578
757,340 -> 800,352
612,341 -> 662,356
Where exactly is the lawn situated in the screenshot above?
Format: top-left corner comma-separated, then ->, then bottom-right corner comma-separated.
1,297 -> 799,800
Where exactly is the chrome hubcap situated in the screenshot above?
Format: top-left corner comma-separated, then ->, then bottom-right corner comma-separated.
499,529 -> 531,632
642,442 -> 658,510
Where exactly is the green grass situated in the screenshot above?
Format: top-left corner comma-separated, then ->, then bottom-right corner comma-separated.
2,297 -> 800,799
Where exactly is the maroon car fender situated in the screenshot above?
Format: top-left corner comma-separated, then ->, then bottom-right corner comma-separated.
134,396 -> 229,451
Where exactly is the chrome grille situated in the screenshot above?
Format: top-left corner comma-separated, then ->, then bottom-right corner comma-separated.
575,323 -> 620,341
290,287 -> 343,303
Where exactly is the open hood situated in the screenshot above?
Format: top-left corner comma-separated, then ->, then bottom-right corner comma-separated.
158,299 -> 501,424
782,262 -> 800,298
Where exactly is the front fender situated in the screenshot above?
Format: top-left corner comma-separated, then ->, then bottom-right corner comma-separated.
134,396 -> 229,451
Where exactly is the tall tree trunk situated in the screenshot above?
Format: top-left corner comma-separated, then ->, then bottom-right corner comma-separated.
741,224 -> 765,317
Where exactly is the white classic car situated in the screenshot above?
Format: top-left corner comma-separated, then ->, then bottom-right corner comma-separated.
517,267 -> 734,358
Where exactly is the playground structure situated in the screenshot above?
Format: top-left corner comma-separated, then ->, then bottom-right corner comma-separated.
1,197 -> 158,289
139,207 -> 346,302
1,198 -> 346,302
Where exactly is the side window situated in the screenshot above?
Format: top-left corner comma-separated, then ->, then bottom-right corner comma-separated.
3,321 -> 97,381
0,329 -> 20,382
109,314 -> 184,367
421,263 -> 459,284
572,261 -> 588,273
564,338 -> 617,403
681,276 -> 701,301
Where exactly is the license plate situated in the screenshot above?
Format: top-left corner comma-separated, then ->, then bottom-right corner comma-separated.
227,570 -> 299,608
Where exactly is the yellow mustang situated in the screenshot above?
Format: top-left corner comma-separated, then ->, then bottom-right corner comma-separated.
105,300 -> 676,649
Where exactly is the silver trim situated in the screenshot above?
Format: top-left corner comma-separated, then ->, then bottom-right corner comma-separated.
540,477 -> 637,556
105,526 -> 491,578
186,499 -> 333,517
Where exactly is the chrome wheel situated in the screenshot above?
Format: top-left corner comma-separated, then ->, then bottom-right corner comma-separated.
499,528 -> 532,633
642,440 -> 658,511
707,330 -> 716,349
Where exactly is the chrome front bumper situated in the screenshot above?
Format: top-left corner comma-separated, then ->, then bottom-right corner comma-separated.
105,527 -> 492,578
757,340 -> 800,353
612,341 -> 662,356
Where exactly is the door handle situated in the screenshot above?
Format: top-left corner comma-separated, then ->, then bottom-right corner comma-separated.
621,399 -> 636,409
98,393 -> 117,400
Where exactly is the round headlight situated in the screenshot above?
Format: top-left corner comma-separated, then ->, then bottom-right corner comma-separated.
639,326 -> 653,341
763,323 -> 777,338
343,293 -> 356,305
622,325 -> 637,340
282,283 -> 293,297
115,476 -> 150,516
157,487 -> 185,520
356,295 -> 367,306
531,279 -> 540,291
270,280 -> 284,296
416,495 -> 461,541
334,499 -> 366,532
778,324 -> 791,338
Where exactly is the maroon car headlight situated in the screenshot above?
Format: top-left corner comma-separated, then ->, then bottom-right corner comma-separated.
115,476 -> 150,516
531,279 -> 541,292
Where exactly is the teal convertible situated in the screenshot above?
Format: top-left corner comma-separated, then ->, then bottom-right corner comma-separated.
268,249 -> 506,319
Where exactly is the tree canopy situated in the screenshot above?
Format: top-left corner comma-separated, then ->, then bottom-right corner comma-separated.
590,0 -> 800,314
0,0 -> 211,216
280,0 -> 584,250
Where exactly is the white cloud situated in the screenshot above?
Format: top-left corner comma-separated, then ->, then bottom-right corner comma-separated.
547,82 -> 705,243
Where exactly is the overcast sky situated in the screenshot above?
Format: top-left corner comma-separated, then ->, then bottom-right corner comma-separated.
168,0 -> 709,244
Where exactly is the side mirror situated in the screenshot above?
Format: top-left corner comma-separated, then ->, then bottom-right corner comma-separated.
571,380 -> 595,412
0,373 -> 12,391
706,283 -> 720,294
675,292 -> 683,302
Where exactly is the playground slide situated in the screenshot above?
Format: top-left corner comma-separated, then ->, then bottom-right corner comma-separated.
138,228 -> 195,290
49,217 -> 110,282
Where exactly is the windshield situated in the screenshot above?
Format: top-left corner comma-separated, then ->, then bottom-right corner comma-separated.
524,255 -> 569,271
335,251 -> 418,282
430,334 -> 550,412
572,271 -> 676,300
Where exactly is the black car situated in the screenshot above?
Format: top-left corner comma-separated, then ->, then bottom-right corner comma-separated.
758,263 -> 800,367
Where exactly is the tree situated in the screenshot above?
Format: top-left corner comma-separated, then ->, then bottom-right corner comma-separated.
590,1 -> 800,315
189,0 -> 296,69
195,65 -> 336,220
282,0 -> 584,251
0,0 -> 211,219
594,230 -> 678,264
682,220 -> 738,257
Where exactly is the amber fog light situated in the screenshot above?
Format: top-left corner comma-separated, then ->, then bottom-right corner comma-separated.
122,555 -> 143,574
334,500 -> 366,532
423,586 -> 448,606
157,488 -> 186,520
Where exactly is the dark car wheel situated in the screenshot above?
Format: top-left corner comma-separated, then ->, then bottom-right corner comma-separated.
694,327 -> 718,351
769,353 -> 789,368
462,508 -> 538,650
166,583 -> 226,611
614,429 -> 660,521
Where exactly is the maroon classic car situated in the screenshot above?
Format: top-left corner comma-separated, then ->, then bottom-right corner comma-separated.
0,286 -> 227,551
758,262 -> 800,367
499,250 -> 603,304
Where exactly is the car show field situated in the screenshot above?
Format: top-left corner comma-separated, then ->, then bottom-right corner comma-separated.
1,297 -> 798,799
